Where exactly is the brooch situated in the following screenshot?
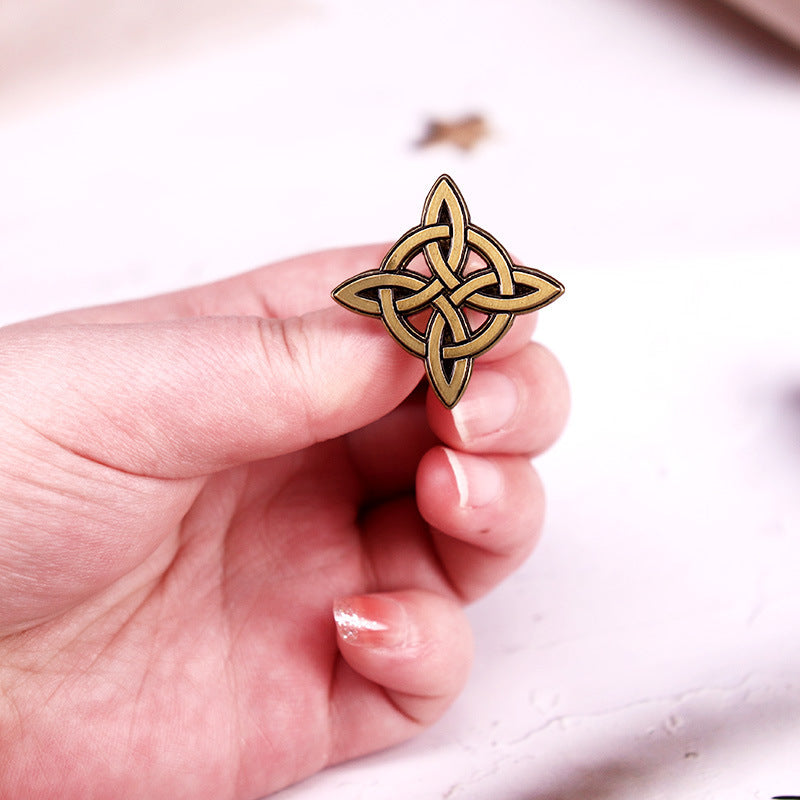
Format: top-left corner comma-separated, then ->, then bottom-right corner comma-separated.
332,175 -> 564,407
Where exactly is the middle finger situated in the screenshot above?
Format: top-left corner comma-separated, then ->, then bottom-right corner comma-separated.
426,341 -> 569,456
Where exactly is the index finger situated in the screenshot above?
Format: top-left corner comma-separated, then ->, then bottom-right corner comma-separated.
12,244 -> 392,327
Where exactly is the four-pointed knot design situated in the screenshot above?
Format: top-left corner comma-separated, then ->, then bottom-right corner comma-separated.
332,175 -> 565,407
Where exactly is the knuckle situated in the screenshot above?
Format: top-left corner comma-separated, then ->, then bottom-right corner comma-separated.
255,316 -> 318,442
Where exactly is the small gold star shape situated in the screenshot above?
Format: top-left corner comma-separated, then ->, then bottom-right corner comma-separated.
332,175 -> 564,408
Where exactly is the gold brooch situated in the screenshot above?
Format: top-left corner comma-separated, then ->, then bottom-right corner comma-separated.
332,175 -> 564,407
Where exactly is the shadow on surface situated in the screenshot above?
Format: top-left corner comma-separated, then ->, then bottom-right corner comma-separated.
638,0 -> 800,72
777,384 -> 800,462
514,682 -> 800,800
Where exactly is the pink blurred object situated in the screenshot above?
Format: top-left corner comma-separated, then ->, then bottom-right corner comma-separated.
723,0 -> 800,46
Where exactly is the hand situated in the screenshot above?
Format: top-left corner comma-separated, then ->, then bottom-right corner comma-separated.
0,245 -> 569,800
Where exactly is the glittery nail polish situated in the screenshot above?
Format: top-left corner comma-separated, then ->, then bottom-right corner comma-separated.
333,595 -> 408,649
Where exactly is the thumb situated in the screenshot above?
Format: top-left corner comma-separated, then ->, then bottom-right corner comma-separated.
1,308 -> 423,477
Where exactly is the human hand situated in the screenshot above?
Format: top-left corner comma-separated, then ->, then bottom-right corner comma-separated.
0,245 -> 568,799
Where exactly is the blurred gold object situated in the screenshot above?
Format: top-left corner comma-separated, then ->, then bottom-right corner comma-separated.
415,114 -> 489,152
332,176 -> 564,408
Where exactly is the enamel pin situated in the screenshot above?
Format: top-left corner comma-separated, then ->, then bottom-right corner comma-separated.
332,175 -> 564,408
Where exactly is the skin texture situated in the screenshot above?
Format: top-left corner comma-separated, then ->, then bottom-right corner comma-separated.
0,245 -> 569,800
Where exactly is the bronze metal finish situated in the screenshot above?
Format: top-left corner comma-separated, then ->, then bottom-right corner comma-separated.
332,175 -> 564,408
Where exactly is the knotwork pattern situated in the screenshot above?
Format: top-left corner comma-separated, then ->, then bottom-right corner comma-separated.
332,175 -> 565,407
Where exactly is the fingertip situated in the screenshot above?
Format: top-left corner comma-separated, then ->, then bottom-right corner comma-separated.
258,308 -> 425,454
332,590 -> 473,725
416,446 -> 546,599
426,341 -> 570,456
417,446 -> 506,525
479,312 -> 538,362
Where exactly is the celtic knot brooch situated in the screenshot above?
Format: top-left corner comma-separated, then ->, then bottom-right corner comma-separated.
332,175 -> 564,408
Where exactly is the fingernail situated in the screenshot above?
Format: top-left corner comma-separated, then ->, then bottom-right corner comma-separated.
333,595 -> 409,649
451,370 -> 519,442
443,448 -> 504,509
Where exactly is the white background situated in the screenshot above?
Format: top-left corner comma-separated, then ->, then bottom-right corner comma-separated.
1,1 -> 799,798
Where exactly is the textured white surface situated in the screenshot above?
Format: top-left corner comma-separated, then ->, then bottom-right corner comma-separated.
1,1 -> 799,798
